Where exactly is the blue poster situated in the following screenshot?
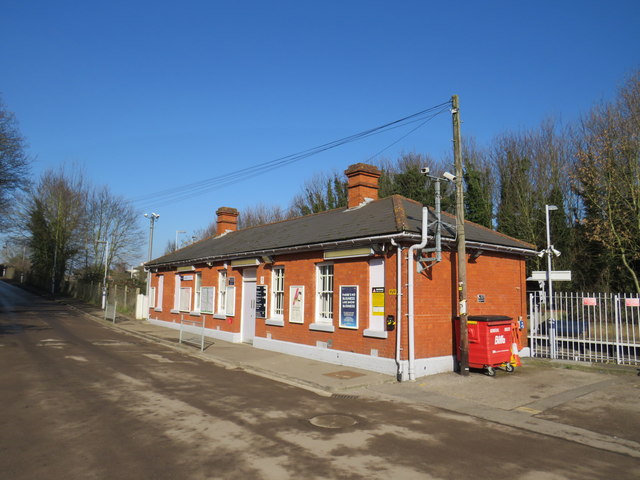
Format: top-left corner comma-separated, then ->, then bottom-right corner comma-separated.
340,286 -> 358,329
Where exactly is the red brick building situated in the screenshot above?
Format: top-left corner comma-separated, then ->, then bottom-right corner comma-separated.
146,163 -> 535,380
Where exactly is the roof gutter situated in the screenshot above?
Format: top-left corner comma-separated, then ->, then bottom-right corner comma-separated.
146,232 -> 536,270
146,232 -> 419,269
452,240 -> 537,257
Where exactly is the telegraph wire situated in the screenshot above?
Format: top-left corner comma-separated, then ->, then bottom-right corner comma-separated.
364,104 -> 451,162
134,101 -> 452,209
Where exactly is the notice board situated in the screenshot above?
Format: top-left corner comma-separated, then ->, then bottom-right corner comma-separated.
340,285 -> 358,329
256,285 -> 267,318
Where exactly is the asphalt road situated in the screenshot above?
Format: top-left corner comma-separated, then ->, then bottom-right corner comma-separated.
1,281 -> 639,480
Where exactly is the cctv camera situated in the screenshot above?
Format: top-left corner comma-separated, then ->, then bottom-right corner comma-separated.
443,172 -> 456,182
537,250 -> 545,258
421,167 -> 430,175
552,248 -> 561,257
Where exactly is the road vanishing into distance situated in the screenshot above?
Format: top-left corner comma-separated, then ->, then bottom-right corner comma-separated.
1,280 -> 638,479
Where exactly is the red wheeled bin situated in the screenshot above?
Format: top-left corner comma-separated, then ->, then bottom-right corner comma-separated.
456,315 -> 515,376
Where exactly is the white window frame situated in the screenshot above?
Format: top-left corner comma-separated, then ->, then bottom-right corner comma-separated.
149,286 -> 156,309
225,285 -> 236,316
174,274 -> 182,311
217,270 -> 227,315
271,267 -> 285,319
179,287 -> 192,312
193,272 -> 202,313
201,286 -> 215,314
315,263 -> 334,324
156,275 -> 164,311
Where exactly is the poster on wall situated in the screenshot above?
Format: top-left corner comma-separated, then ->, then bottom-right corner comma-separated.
340,285 -> 358,329
256,285 -> 267,318
289,286 -> 305,324
372,287 -> 385,316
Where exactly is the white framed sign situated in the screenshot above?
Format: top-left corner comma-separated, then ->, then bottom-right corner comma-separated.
289,286 -> 305,324
339,285 -> 358,329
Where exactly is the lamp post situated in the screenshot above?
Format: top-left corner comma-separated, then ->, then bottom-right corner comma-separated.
543,204 -> 560,358
144,213 -> 160,314
145,213 -> 160,263
20,244 -> 26,284
175,230 -> 186,251
96,240 -> 109,309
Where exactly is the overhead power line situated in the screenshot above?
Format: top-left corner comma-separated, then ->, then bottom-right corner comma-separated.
134,101 -> 452,209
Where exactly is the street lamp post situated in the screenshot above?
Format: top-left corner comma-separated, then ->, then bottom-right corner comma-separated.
20,244 -> 26,284
96,240 -> 109,309
544,204 -> 559,359
175,230 -> 186,251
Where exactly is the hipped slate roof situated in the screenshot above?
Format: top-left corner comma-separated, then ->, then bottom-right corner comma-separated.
146,195 -> 536,268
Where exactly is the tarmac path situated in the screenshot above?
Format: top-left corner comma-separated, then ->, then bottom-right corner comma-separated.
1,281 -> 639,479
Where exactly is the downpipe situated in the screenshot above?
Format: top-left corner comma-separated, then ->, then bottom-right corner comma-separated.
391,239 -> 404,381
407,207 -> 429,381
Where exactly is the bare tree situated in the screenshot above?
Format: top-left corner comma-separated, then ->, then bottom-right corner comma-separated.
191,203 -> 296,242
81,185 -> 143,280
290,170 -> 348,215
573,72 -> 640,292
17,166 -> 144,290
0,97 -> 31,231
239,203 -> 296,229
24,167 -> 87,292
377,152 -> 455,212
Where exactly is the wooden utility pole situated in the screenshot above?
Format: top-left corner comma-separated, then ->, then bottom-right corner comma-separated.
452,94 -> 469,376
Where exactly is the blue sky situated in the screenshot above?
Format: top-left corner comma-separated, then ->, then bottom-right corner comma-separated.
2,1 -> 639,264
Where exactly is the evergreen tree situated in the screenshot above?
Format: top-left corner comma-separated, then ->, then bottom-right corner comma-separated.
462,140 -> 494,228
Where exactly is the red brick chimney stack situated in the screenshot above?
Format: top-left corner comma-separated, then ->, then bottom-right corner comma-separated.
344,163 -> 381,208
216,207 -> 239,235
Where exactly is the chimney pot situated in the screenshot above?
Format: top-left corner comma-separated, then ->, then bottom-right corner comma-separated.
344,163 -> 381,208
216,207 -> 239,235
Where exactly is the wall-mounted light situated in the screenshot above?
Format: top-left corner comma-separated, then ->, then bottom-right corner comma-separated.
372,244 -> 384,255
470,250 -> 482,261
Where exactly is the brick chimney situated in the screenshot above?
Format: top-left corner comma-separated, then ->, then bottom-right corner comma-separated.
344,163 -> 381,208
216,207 -> 239,235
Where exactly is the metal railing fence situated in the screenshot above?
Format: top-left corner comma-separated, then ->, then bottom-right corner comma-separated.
179,314 -> 206,352
529,292 -> 639,366
65,280 -> 140,317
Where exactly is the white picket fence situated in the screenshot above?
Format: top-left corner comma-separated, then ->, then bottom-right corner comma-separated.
529,292 -> 640,366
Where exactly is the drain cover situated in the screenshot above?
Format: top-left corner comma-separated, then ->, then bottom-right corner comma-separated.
309,414 -> 357,429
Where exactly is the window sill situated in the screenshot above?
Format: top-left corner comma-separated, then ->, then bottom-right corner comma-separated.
309,323 -> 335,333
154,308 -> 162,312
170,309 -> 179,314
363,329 -> 388,339
189,311 -> 201,317
265,318 -> 284,327
213,314 -> 227,320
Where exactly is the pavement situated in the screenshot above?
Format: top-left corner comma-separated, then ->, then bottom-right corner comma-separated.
59,296 -> 640,461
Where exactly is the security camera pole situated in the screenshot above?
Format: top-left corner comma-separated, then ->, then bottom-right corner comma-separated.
452,94 -> 469,376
